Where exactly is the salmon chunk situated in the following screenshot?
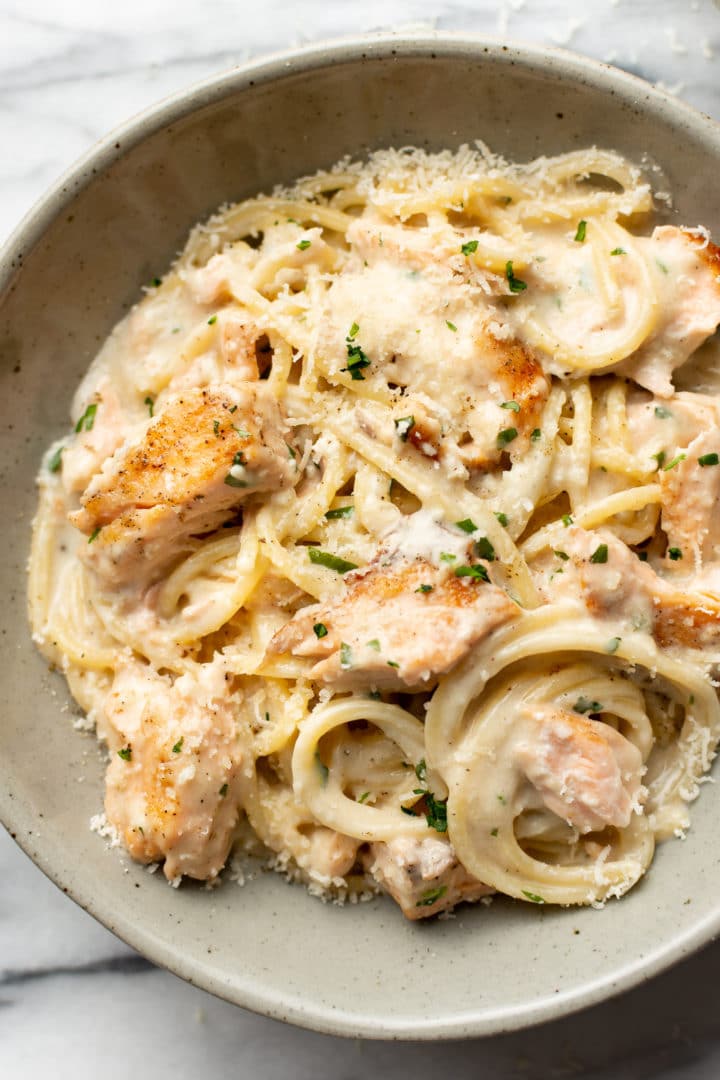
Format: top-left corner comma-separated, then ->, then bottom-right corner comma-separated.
268,513 -> 519,689
660,428 -> 720,565
102,661 -> 245,882
367,836 -> 493,920
515,706 -> 645,834
70,384 -> 295,587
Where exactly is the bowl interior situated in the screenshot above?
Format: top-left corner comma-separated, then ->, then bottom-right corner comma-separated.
2,37 -> 720,1039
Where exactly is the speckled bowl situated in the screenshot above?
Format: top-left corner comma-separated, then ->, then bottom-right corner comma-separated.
3,35 -> 720,1040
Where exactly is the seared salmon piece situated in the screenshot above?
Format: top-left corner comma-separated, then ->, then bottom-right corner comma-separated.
268,513 -> 518,689
102,661 -> 245,882
367,836 -> 492,919
515,706 -> 645,834
660,428 -> 720,565
70,384 -> 294,587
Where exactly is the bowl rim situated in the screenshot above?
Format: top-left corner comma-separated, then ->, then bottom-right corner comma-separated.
3,31 -> 720,1041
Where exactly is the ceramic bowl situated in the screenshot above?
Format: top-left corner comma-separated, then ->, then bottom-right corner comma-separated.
3,35 -> 720,1039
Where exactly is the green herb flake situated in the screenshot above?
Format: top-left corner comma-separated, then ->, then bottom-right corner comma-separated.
400,806 -> 416,817
425,794 -> 448,833
416,885 -> 448,908
313,623 -> 328,639
207,315 -> 218,325
574,220 -> 587,243
653,451 -> 667,469
75,403 -> 98,433
219,783 -> 228,797
553,549 -> 569,561
366,639 -> 381,651
213,419 -> 220,436
663,453 -> 686,471
343,332 -> 371,381
497,426 -> 519,448
446,320 -> 458,332
88,526 -> 101,544
475,537 -> 496,561
48,446 -> 63,473
494,511 -> 509,527
455,518 -> 477,534
573,697 -> 603,714
590,543 -> 609,564
698,453 -> 720,467
606,637 -> 622,654
500,400 -> 520,412
490,827 -> 499,837
308,549 -> 358,574
357,791 -> 371,804
461,239 -> 479,255
497,794 -> 507,805
386,660 -> 400,669
117,746 -> 132,761
455,564 -> 490,582
229,405 -> 238,414
415,759 -> 427,783
610,247 -> 626,256
505,260 -> 528,293
315,751 -> 329,784
655,405 -> 672,419
339,642 -> 353,669
394,416 -> 415,441
561,513 -> 573,527
439,552 -> 457,563
297,239 -> 311,250
668,547 -> 683,561
348,322 -> 360,339
655,258 -> 670,274
172,737 -> 184,754
530,428 -> 542,442
416,584 -> 433,593
325,504 -> 354,519
144,395 -> 155,417
522,891 -> 546,904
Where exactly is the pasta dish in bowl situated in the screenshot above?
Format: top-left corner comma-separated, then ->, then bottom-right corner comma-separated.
29,143 -> 720,919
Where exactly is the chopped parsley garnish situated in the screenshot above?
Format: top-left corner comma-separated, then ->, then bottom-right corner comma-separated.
439,552 -> 457,563
48,446 -> 63,473
313,623 -> 328,638
663,453 -> 686,471
573,697 -> 603,714
497,427 -> 518,448
530,428 -> 542,442
590,543 -> 608,564
653,451 -> 666,469
475,537 -> 496,561
75,403 -> 98,433
229,405 -> 238,414
668,547 -> 683,560
455,518 -> 478,534
144,395 -> 155,417
287,443 -> 296,459
207,315 -> 217,325
308,549 -> 358,573
416,583 -> 434,593
172,737 -> 184,753
343,329 -> 371,380
606,637 -> 622,654
325,504 -> 354,519
357,791 -> 371,804
497,794 -> 507,805
151,277 -> 161,287
315,751 -> 329,784
339,643 -> 353,669
213,420 -> 220,435
394,416 -> 415,441
224,450 -> 248,488
553,549 -> 569,561
505,260 -> 528,293
461,239 -> 479,255
366,639 -> 381,651
656,258 -> 669,274
400,806 -> 416,817
415,759 -> 427,783
561,513 -> 573,527
87,526 -> 101,544
219,783 -> 228,797
416,885 -> 448,907
446,320 -> 457,332
698,453 -> 719,467
522,891 -> 545,904
297,239 -> 311,250
425,793 -> 448,833
494,511 -> 509,527
455,564 -> 490,582
117,746 -> 132,761
490,827 -> 499,837
655,405 -> 672,419
386,660 -> 400,669
574,220 -> 587,243
500,400 -> 520,412
610,247 -> 626,256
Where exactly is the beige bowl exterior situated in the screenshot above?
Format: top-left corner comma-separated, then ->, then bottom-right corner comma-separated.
2,35 -> 720,1039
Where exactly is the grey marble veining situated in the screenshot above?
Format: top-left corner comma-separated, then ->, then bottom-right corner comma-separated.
3,1 -> 720,1076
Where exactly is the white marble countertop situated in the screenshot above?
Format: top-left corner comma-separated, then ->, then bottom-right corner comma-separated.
3,1 -> 720,1076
